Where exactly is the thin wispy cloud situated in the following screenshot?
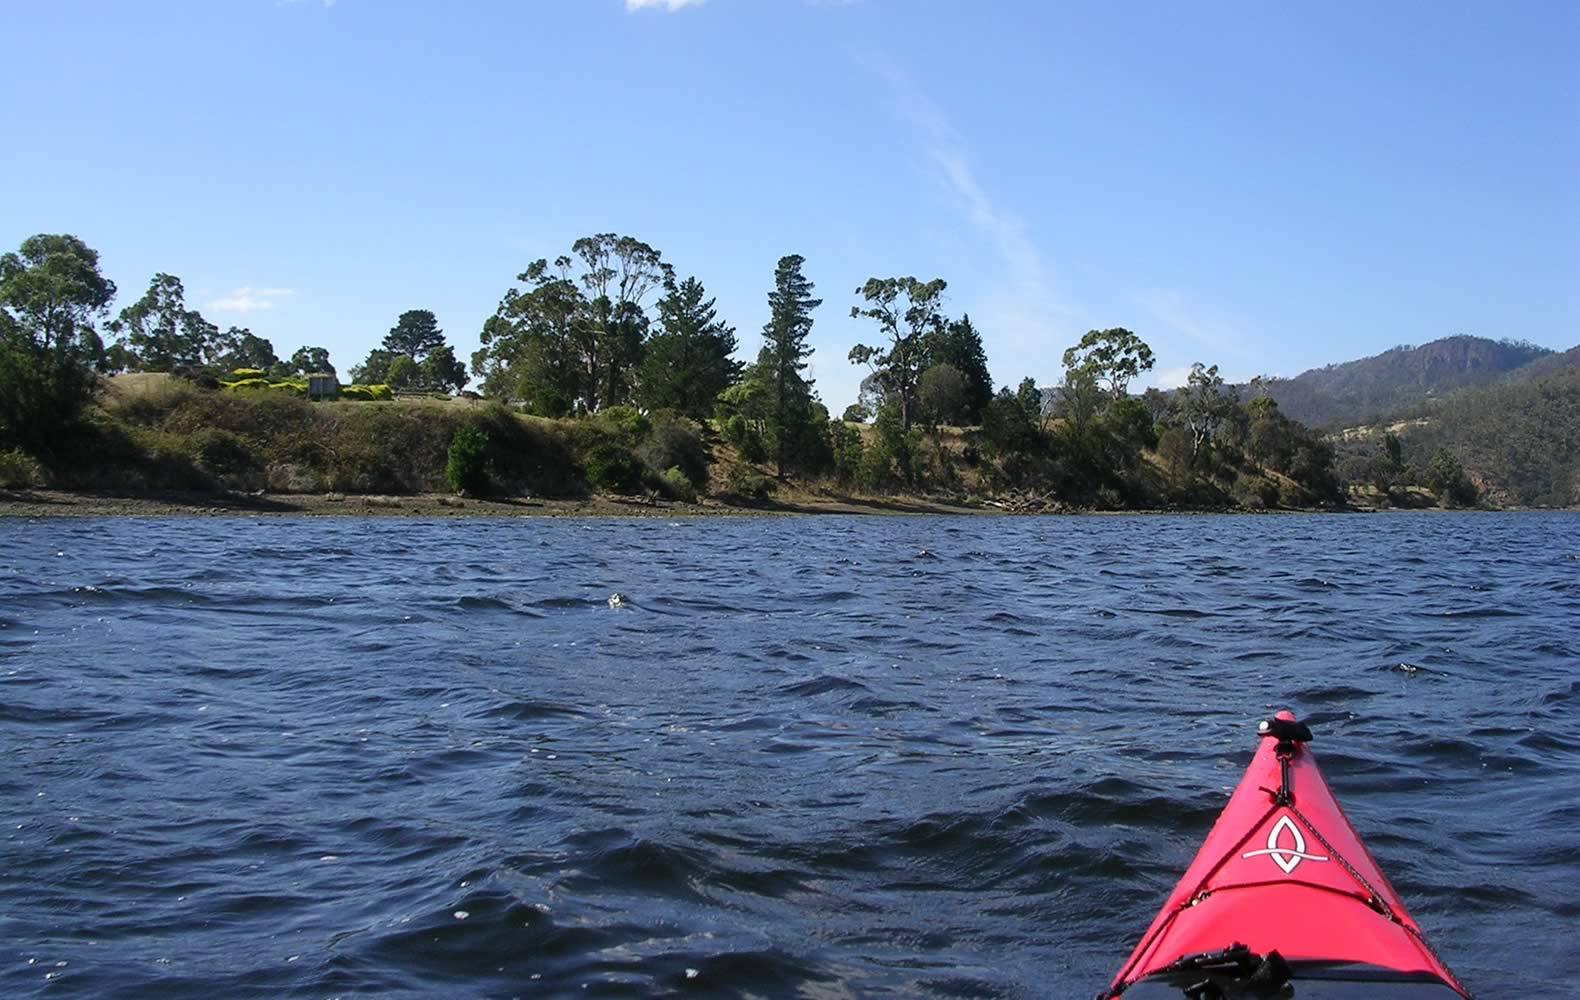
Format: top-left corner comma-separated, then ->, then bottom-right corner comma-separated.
208,287 -> 295,314
862,50 -> 1075,381
1135,288 -> 1249,353
1132,289 -> 1261,387
625,0 -> 704,12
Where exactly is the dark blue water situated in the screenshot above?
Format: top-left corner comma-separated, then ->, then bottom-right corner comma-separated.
2,513 -> 1576,998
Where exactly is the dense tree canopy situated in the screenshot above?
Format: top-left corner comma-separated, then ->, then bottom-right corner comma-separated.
0,234 -> 116,450
0,226 -> 1394,514
920,314 -> 993,424
112,273 -> 220,372
354,309 -> 467,391
637,276 -> 741,419
473,235 -> 668,412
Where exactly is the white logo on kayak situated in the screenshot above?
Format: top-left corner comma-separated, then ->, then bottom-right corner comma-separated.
1242,814 -> 1329,874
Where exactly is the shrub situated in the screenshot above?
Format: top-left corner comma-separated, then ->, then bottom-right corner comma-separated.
637,411 -> 709,487
338,384 -> 393,401
656,466 -> 697,502
830,421 -> 865,485
229,368 -> 264,379
583,441 -> 643,493
446,423 -> 491,496
0,448 -> 49,488
1106,397 -> 1158,450
222,377 -> 274,392
189,428 -> 257,483
594,405 -> 650,443
724,460 -> 777,500
724,414 -> 766,463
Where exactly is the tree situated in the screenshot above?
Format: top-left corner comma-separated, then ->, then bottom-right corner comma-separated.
473,257 -> 588,413
385,354 -> 420,388
111,273 -> 219,372
350,349 -> 396,385
921,314 -> 993,423
213,328 -> 277,372
358,309 -> 465,392
382,309 -> 445,359
475,237 -> 668,412
573,233 -> 671,410
0,235 -> 115,451
917,363 -> 970,429
849,276 -> 947,432
283,345 -> 335,378
761,254 -> 821,478
1178,362 -> 1237,460
980,381 -> 1043,465
1016,377 -> 1051,432
637,276 -> 741,419
1425,448 -> 1478,507
0,234 -> 116,356
1058,363 -> 1104,433
1062,327 -> 1155,400
421,344 -> 468,393
1368,432 -> 1405,493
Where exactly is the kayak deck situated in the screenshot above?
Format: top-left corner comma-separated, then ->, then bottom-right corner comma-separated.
1104,713 -> 1471,998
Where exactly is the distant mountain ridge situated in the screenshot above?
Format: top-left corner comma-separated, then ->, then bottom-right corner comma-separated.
1256,335 -> 1563,428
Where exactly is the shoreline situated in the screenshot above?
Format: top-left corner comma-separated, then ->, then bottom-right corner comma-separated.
3,488 -> 1547,519
0,488 -> 1019,519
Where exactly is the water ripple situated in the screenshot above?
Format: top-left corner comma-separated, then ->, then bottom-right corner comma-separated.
1,511 -> 1577,996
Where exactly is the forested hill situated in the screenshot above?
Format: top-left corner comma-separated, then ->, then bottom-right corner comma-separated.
1257,335 -> 1557,428
1390,368 -> 1580,507
1506,343 -> 1580,384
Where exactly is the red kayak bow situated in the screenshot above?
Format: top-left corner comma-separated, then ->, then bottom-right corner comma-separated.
1103,712 -> 1472,998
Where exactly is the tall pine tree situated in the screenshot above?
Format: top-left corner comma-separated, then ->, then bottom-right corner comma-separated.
761,254 -> 821,478
638,276 -> 741,419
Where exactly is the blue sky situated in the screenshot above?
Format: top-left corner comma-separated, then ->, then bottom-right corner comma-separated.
3,0 -> 1575,407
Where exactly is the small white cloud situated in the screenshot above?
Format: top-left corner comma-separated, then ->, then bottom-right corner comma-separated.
625,0 -> 703,11
208,287 -> 294,314
1151,366 -> 1194,389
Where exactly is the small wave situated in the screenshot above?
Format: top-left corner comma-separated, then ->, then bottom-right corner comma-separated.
777,675 -> 869,696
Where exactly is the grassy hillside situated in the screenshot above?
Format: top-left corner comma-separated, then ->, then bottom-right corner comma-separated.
0,375 -> 1345,513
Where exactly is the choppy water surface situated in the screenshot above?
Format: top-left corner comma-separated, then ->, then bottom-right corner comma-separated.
2,513 -> 1577,998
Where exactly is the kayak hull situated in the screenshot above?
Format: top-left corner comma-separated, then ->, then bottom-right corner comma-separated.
1104,713 -> 1470,998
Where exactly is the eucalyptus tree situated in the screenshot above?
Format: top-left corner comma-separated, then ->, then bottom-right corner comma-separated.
1179,362 -> 1237,460
849,276 -> 947,432
1061,327 -> 1155,400
473,256 -> 587,414
572,233 -> 671,410
282,345 -> 335,379
213,327 -> 277,372
0,234 -> 116,449
112,273 -> 219,372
